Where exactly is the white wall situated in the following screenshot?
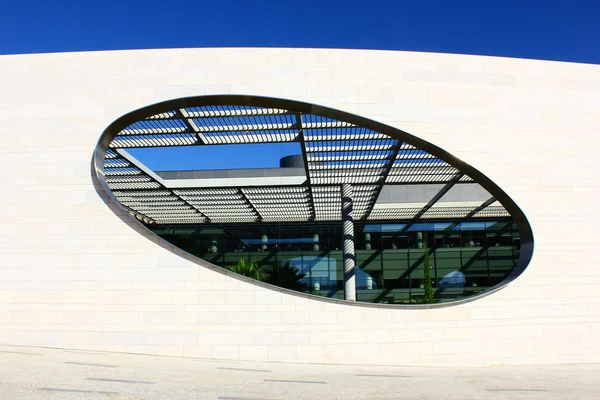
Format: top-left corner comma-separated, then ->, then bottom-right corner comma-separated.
0,48 -> 599,366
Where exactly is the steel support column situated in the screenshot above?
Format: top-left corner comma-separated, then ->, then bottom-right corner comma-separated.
341,183 -> 356,301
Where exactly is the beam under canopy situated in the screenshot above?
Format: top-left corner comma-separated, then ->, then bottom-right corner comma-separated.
401,173 -> 464,232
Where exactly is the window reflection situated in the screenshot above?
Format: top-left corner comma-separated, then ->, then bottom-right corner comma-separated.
149,220 -> 519,304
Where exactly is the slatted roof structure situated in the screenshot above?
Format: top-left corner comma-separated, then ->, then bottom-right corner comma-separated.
103,103 -> 509,226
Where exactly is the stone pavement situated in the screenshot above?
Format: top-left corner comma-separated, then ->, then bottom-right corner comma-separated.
0,345 -> 598,399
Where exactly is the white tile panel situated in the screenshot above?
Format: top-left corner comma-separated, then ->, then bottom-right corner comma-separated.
0,47 -> 599,367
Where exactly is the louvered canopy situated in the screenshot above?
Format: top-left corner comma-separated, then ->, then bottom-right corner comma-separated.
103,104 -> 507,225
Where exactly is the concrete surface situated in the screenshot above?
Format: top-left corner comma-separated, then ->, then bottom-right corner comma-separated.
0,345 -> 598,399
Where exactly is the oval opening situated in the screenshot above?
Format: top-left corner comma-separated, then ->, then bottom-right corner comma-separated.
94,95 -> 533,307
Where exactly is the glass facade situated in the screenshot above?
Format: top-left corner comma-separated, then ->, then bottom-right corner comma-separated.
148,220 -> 519,304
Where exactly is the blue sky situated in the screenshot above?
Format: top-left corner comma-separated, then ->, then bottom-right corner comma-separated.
130,144 -> 302,171
2,0 -> 598,64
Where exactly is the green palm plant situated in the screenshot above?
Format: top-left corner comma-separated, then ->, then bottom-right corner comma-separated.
263,261 -> 307,291
225,259 -> 266,281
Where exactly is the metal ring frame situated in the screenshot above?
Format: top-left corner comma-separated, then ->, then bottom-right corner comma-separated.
93,95 -> 534,309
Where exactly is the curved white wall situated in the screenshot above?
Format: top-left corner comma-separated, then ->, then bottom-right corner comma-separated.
0,48 -> 599,366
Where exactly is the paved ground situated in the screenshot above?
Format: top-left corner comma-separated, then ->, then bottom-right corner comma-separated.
0,345 -> 598,400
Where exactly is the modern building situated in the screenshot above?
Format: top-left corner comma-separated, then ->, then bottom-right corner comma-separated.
1,48 -> 599,366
